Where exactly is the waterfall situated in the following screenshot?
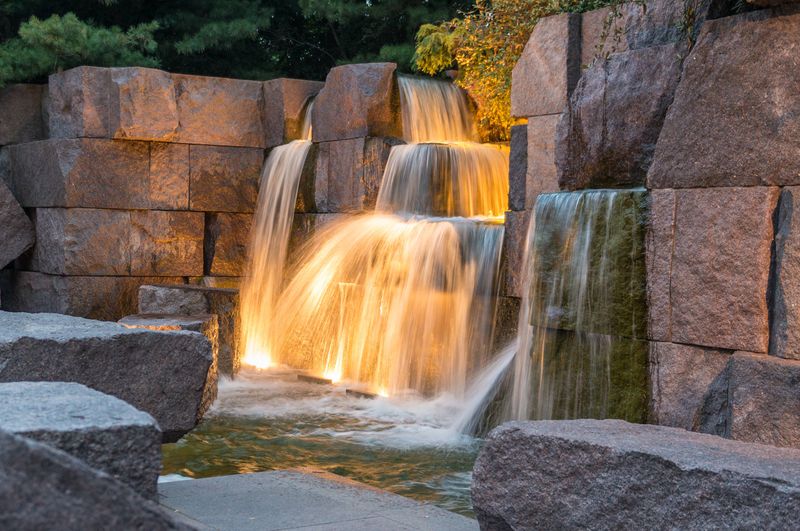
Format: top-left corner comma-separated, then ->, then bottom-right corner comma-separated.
241,74 -> 509,399
239,99 -> 314,368
506,189 -> 649,423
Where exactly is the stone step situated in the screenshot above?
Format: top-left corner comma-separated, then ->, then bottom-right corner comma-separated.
0,311 -> 213,442
472,419 -> 800,530
159,469 -> 478,531
0,381 -> 160,499
0,428 -> 194,530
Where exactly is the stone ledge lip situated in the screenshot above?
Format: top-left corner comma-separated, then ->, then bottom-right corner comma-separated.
490,420 -> 800,483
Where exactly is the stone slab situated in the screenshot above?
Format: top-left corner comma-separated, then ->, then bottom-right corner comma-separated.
524,114 -> 560,209
263,78 -> 324,146
313,137 -> 400,213
0,178 -> 34,269
648,8 -> 800,189
580,6 -> 628,67
0,429 -> 193,530
645,189 -> 674,341
648,342 -> 730,430
0,311 -> 213,442
472,419 -> 800,530
0,381 -> 160,499
312,63 -> 402,142
507,124 -> 527,211
138,285 -> 240,377
150,142 -> 190,210
500,210 -> 531,299
189,145 -> 263,213
770,187 -> 800,359
131,210 -> 204,276
159,469 -> 477,531
204,212 -> 253,277
119,314 -> 219,416
557,42 -> 682,190
0,84 -> 44,145
670,187 -> 778,353
511,13 -> 581,118
0,271 -> 185,321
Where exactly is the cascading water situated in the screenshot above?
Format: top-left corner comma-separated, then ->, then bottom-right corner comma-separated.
239,100 -> 314,369
503,189 -> 649,423
241,75 -> 509,399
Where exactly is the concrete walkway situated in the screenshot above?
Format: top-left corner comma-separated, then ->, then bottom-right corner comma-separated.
159,469 -> 479,531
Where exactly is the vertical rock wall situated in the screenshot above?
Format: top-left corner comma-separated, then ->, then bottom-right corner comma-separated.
509,0 -> 800,448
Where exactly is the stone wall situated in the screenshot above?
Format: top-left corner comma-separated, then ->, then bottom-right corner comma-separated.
0,66 -> 324,320
508,1 -> 800,448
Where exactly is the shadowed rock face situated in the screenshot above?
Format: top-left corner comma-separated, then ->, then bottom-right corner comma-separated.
0,178 -> 34,269
472,420 -> 800,531
0,311 -> 213,442
0,381 -> 161,499
0,429 -> 195,530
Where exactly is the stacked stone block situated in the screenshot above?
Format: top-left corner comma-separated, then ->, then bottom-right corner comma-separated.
0,66 -> 323,320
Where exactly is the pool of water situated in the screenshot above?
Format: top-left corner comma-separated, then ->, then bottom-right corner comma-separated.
161,368 -> 481,517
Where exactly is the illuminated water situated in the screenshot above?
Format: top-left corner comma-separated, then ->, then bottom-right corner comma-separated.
162,369 -> 480,516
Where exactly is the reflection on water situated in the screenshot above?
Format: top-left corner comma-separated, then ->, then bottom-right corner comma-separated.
162,368 -> 480,517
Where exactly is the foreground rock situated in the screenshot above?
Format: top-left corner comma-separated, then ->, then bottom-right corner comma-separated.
0,429 -> 194,530
138,284 -> 240,376
0,311 -> 213,442
473,420 -> 800,530
0,381 -> 160,499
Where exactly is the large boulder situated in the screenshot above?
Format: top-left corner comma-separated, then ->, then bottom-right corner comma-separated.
697,352 -> 800,449
138,284 -> 240,377
557,42 -> 683,190
0,311 -> 213,442
0,381 -> 160,499
648,8 -> 800,189
669,187 -> 778,353
188,145 -> 263,213
312,63 -> 402,142
0,178 -> 34,269
0,429 -> 194,530
0,84 -> 45,146
262,78 -> 324,146
511,13 -> 581,118
472,419 -> 800,530
0,271 -> 185,321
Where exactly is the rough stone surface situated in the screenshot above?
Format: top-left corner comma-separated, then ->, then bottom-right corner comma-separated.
501,210 -> 531,299
189,145 -> 263,213
511,13 -> 581,118
557,43 -> 683,190
0,271 -> 185,321
173,74 -> 266,148
507,124 -> 527,211
649,342 -> 730,430
0,84 -> 44,146
149,142 -> 190,210
119,314 -> 219,416
0,311 -> 212,442
0,381 -> 160,499
204,212 -> 253,276
525,114 -> 560,209
107,67 -> 179,141
726,353 -> 800,449
0,429 -> 193,530
7,138 -> 153,208
670,187 -> 778,353
580,6 -> 629,67
648,8 -> 800,189
263,78 -> 324,146
645,189 -> 674,341
493,296 -> 521,350
472,419 -> 800,531
312,63 -> 402,142
772,187 -> 800,359
289,213 -> 352,258
747,0 -> 800,5
130,211 -> 204,276
138,285 -> 240,377
46,66 -> 113,139
313,137 -> 401,212
0,178 -> 34,269
20,209 -> 203,276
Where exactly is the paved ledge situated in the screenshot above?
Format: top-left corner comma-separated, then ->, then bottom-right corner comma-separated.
159,469 -> 478,531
